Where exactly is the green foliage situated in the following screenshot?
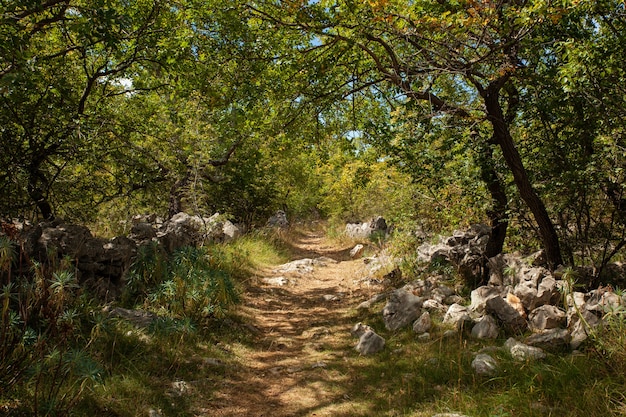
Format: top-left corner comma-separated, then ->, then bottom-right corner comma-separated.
0,237 -> 104,415
589,300 -> 626,376
513,0 -> 626,279
124,241 -> 168,305
125,245 -> 240,320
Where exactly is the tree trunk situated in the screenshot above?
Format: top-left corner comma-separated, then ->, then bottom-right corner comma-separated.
167,174 -> 190,220
475,136 -> 509,259
484,93 -> 563,270
28,170 -> 54,220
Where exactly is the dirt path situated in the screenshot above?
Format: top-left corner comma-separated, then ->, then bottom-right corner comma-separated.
202,229 -> 379,417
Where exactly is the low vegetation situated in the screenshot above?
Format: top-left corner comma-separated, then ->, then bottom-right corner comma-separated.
0,231 -> 279,415
2,0 -> 626,415
1,227 -> 625,416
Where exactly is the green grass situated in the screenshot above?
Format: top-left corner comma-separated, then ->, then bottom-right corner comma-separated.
3,230 -> 626,417
337,300 -> 626,417
224,229 -> 291,272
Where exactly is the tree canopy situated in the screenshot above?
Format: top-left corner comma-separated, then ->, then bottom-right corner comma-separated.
2,0 -> 626,276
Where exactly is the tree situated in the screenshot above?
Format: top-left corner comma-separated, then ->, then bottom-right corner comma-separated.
517,0 -> 626,281
0,0 -> 177,220
250,0 -> 574,269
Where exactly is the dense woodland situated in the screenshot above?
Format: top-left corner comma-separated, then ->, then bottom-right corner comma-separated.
2,0 -> 626,415
2,0 -> 626,273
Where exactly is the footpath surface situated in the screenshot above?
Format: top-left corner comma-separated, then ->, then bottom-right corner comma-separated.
202,230 -> 378,417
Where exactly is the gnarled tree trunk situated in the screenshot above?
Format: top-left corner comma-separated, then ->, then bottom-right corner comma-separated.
484,91 -> 563,270
475,135 -> 509,260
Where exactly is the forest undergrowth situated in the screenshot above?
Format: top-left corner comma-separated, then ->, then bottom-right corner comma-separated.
1,224 -> 625,416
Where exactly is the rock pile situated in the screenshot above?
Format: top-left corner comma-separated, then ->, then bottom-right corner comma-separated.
345,216 -> 389,240
14,212 -> 242,299
354,224 -> 626,366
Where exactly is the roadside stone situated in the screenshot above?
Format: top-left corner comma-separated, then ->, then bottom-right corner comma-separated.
504,338 -> 546,361
536,276 -> 560,307
513,280 -> 538,311
355,330 -> 386,355
486,296 -> 527,334
262,277 -> 290,286
442,303 -> 470,326
350,244 -> 365,258
422,299 -> 448,314
383,288 -> 424,331
222,220 -> 241,241
169,380 -> 190,396
472,353 -> 498,376
525,328 -> 571,351
587,290 -> 623,314
506,292 -> 527,318
129,222 -> 156,243
471,314 -> 499,339
272,258 -> 315,274
528,305 -> 566,331
469,285 -> 504,314
345,216 -> 388,240
568,309 -> 602,349
351,322 -> 374,338
412,311 -> 432,334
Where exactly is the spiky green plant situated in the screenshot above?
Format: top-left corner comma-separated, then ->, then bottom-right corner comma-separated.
50,271 -> 79,313
145,246 -> 239,320
0,235 -> 16,283
123,240 -> 167,305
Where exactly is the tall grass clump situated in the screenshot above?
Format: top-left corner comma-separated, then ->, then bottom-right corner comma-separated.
124,244 -> 241,320
0,235 -> 104,416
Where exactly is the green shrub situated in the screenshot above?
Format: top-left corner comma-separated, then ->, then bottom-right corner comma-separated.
125,245 -> 240,320
1,236 -> 104,416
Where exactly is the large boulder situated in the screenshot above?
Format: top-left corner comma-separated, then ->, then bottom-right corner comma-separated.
20,219 -> 137,298
486,296 -> 528,334
129,222 -> 157,244
383,288 -> 424,330
222,220 -> 242,241
416,224 -> 491,283
157,212 -> 232,252
345,216 -> 388,240
157,212 -> 206,252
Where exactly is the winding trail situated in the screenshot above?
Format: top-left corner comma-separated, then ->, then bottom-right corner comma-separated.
202,229 -> 380,416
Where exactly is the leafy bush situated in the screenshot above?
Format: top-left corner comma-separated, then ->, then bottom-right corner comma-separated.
125,245 -> 240,320
1,236 -> 104,416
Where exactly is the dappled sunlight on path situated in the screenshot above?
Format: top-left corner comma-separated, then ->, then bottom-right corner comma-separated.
199,229 -> 381,417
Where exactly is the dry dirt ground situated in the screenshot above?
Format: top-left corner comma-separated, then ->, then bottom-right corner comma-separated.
200,229 -> 384,417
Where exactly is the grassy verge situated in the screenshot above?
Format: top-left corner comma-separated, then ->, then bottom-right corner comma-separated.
0,230 -> 289,416
3,229 -> 625,416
